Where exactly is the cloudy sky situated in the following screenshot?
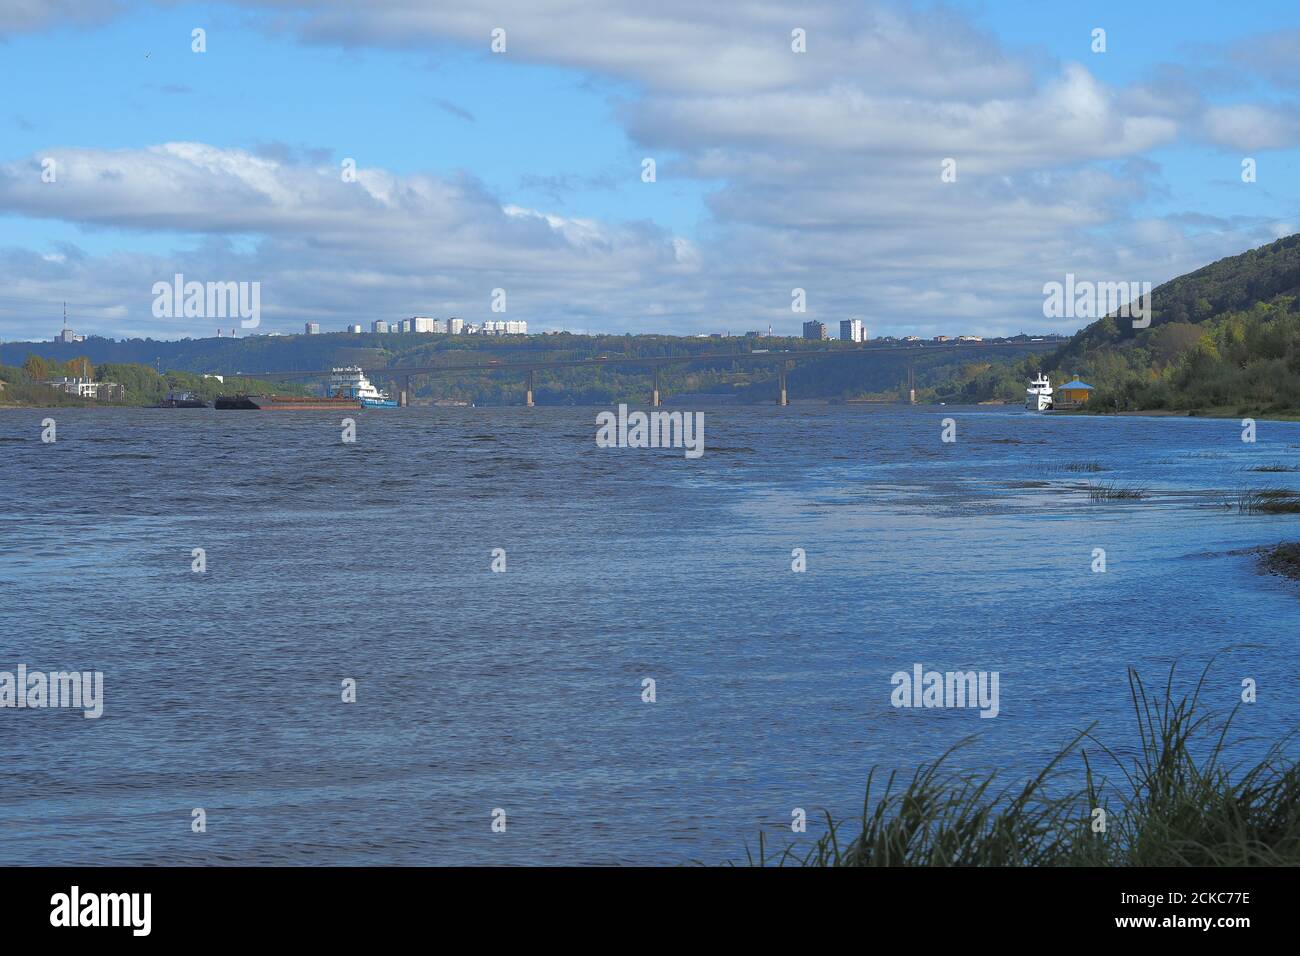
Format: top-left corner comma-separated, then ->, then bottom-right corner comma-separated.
1,0 -> 1298,341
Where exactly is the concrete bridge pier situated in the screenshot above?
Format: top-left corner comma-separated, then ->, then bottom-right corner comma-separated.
398,375 -> 411,407
651,367 -> 661,407
525,369 -> 535,407
777,363 -> 788,407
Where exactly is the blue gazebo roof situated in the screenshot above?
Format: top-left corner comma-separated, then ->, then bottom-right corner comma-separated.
1059,380 -> 1093,390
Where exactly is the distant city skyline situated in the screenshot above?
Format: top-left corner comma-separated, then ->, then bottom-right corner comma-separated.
20,314 -> 1066,346
1,1 -> 1298,341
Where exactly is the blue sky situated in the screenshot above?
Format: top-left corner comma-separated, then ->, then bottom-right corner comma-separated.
2,3 -> 711,249
2,0 -> 1299,340
965,0 -> 1298,225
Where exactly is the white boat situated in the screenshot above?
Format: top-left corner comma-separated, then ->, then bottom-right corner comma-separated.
1026,373 -> 1053,411
329,366 -> 398,408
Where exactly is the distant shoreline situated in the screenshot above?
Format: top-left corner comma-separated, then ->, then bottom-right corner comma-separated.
1106,407 -> 1300,422
6,400 -> 1300,422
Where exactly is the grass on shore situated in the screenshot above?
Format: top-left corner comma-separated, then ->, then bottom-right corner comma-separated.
0,381 -> 91,408
745,665 -> 1299,866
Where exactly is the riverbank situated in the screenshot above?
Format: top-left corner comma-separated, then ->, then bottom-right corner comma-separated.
1099,406 -> 1300,421
1,400 -> 103,409
1259,542 -> 1300,580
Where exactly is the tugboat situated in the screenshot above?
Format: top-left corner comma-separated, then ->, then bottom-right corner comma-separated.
1025,373 -> 1054,412
152,388 -> 209,408
329,366 -> 399,408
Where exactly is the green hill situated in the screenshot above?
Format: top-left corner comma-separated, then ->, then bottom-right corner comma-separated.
921,234 -> 1300,414
1058,232 -> 1300,359
1046,234 -> 1300,414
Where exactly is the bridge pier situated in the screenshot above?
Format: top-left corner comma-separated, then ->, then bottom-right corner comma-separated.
651,367 -> 661,407
399,375 -> 410,407
525,369 -> 535,407
778,363 -> 788,406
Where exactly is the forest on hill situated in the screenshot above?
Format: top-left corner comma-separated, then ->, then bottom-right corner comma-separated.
0,354 -> 302,407
925,234 -> 1300,416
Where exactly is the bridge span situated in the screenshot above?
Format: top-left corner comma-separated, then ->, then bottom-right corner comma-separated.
241,340 -> 1059,407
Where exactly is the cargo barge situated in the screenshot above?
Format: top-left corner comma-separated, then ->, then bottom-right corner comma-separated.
215,393 -> 362,410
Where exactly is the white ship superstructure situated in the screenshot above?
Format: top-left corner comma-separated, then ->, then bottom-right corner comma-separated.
1026,373 -> 1053,412
330,366 -> 398,407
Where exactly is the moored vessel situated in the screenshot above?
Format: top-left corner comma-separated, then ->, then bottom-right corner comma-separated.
1025,373 -> 1053,411
152,389 -> 209,408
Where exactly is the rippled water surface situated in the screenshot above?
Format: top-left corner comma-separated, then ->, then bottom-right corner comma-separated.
1,404 -> 1298,864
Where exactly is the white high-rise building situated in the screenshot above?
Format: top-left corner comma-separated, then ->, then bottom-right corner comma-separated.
305,322 -> 321,335
839,318 -> 865,343
447,317 -> 464,334
348,324 -> 363,334
477,319 -> 527,335
372,320 -> 389,333
431,318 -> 446,333
411,316 -> 436,333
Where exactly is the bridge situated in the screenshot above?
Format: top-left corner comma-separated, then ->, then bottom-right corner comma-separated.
247,340 -> 1059,407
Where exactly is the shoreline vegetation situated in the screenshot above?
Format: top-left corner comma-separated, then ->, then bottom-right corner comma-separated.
0,359 -> 306,409
744,664 -> 1299,866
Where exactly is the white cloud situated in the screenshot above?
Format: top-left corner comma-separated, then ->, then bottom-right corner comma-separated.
0,1 -> 1294,340
0,143 -> 705,338
0,0 -> 119,35
1201,103 -> 1300,152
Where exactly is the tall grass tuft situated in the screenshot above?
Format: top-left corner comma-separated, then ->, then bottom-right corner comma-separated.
745,664 -> 1300,866
1236,487 -> 1300,513
1086,481 -> 1148,501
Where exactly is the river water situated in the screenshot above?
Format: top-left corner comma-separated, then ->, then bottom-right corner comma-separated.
1,404 -> 1297,864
